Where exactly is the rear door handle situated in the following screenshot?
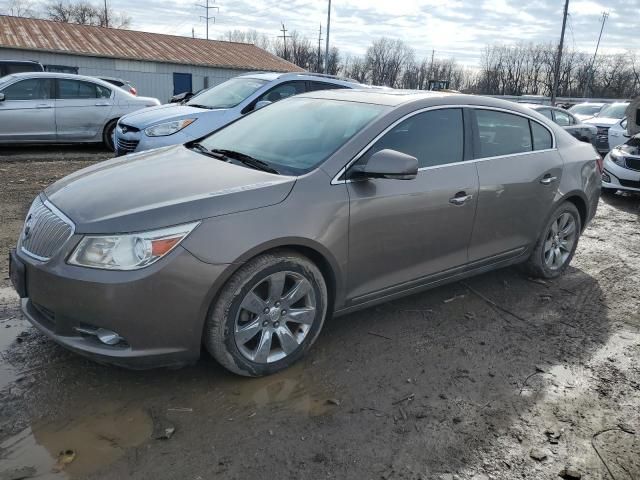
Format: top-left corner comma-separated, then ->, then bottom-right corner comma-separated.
540,174 -> 558,185
449,192 -> 473,206
95,102 -> 111,107
36,104 -> 52,109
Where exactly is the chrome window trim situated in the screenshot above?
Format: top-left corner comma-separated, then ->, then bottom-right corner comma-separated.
20,197 -> 76,262
331,104 -> 558,185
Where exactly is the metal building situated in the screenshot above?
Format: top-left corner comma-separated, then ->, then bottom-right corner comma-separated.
0,15 -> 302,102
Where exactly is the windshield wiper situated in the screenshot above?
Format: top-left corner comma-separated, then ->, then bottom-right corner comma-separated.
210,149 -> 280,174
190,143 -> 224,158
188,104 -> 213,110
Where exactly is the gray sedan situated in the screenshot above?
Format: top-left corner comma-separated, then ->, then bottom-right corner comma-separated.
10,90 -> 601,376
0,72 -> 160,150
524,104 -> 597,145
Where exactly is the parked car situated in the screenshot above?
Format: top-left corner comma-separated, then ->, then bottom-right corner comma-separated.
169,89 -> 203,104
524,104 -> 597,145
0,60 -> 43,77
602,134 -> 640,194
585,102 -> 630,153
608,118 -> 629,151
568,102 -> 605,121
9,90 -> 601,376
0,72 -> 160,150
114,72 -> 360,156
100,76 -> 137,96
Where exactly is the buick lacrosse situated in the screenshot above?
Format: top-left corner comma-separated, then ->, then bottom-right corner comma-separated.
10,90 -> 601,376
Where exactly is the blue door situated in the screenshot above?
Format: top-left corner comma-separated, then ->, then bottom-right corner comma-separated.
173,73 -> 192,95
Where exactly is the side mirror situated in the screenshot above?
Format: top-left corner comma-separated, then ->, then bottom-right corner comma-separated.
0,93 -> 4,102
349,149 -> 418,181
254,100 -> 272,110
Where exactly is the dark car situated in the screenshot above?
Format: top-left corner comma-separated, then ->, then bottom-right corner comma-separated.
524,104 -> 598,146
0,60 -> 44,77
99,76 -> 137,96
10,90 -> 601,377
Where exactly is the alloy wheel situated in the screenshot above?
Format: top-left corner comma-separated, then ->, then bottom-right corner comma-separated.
543,212 -> 577,270
234,271 -> 316,364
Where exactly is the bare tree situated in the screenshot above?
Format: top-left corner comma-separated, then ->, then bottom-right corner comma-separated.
44,0 -> 130,28
2,0 -> 36,17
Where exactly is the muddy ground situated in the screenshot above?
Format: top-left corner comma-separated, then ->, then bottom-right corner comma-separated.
0,147 -> 639,480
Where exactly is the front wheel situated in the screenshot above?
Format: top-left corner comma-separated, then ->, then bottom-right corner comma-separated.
523,202 -> 581,279
204,250 -> 328,377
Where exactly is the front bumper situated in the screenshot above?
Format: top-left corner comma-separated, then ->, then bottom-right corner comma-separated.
14,244 -> 229,369
602,157 -> 640,192
114,125 -> 194,156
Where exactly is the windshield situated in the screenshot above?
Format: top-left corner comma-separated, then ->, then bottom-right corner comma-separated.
198,97 -> 388,175
0,75 -> 15,89
186,77 -> 267,109
569,104 -> 602,116
598,103 -> 629,119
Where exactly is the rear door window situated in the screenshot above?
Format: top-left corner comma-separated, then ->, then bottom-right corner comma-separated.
307,81 -> 349,92
256,81 -> 306,103
474,110 -> 532,158
57,79 -> 111,99
538,108 -> 553,120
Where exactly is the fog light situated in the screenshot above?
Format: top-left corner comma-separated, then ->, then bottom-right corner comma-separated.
96,329 -> 124,346
602,172 -> 611,183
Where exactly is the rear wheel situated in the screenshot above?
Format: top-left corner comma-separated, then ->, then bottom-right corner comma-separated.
103,119 -> 117,151
204,250 -> 328,377
523,202 -> 581,279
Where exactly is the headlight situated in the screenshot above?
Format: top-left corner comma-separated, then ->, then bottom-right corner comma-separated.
144,119 -> 196,137
68,222 -> 199,270
609,150 -> 626,167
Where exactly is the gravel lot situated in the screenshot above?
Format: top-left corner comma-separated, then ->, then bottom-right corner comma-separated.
0,148 -> 639,480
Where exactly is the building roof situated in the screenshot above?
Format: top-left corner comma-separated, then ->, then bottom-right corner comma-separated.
0,15 -> 303,73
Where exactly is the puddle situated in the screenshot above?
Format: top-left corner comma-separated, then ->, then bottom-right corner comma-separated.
0,404 -> 152,479
196,363 -> 332,419
0,286 -> 28,391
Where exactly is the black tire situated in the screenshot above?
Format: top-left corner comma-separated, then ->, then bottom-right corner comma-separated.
103,119 -> 118,152
522,202 -> 582,279
204,250 -> 328,377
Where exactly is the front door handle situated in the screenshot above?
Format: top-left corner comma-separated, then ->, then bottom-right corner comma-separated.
449,192 -> 473,206
540,174 -> 558,185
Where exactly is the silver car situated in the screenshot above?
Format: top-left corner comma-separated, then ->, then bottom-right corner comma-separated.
524,104 -> 597,145
114,72 -> 359,156
0,72 -> 160,150
10,90 -> 601,377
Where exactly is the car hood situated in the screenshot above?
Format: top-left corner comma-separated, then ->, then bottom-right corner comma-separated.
45,145 -> 295,234
584,117 -> 620,127
119,103 -> 226,128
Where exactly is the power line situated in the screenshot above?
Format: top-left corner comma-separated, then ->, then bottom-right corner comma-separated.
583,11 -> 609,98
197,0 -> 219,40
551,0 -> 570,105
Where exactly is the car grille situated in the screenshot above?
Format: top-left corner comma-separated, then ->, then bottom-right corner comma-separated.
625,157 -> 640,171
19,196 -> 74,261
619,179 -> 640,189
117,138 -> 140,154
595,127 -> 610,151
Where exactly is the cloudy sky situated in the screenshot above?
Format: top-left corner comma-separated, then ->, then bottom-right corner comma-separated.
117,0 -> 637,66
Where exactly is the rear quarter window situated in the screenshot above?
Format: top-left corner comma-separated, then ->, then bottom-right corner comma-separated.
530,121 -> 553,150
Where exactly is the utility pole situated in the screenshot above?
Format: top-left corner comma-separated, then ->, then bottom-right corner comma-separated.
551,0 -> 570,106
324,0 -> 332,74
317,24 -> 323,73
583,11 -> 609,98
280,23 -> 291,61
103,0 -> 108,27
198,0 -> 219,40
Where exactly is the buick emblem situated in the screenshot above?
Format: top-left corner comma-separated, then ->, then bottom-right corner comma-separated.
23,214 -> 33,240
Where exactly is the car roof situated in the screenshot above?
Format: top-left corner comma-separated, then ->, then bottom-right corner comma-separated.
3,71 -> 117,85
0,59 -> 41,64
295,89 -> 553,115
237,71 -> 359,86
571,102 -> 605,107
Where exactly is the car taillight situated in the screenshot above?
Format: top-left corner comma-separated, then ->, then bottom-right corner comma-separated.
130,87 -> 138,96
596,156 -> 604,173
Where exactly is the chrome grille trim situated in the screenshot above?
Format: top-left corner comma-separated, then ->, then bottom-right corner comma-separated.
116,138 -> 140,154
19,196 -> 75,262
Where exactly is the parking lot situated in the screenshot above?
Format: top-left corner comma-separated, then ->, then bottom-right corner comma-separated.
0,147 -> 638,479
